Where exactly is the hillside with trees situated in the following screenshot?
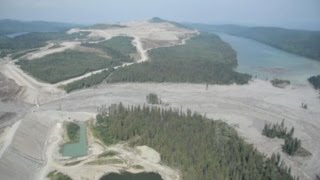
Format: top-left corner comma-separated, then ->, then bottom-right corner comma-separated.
189,24 -> 320,61
108,33 -> 251,85
94,103 -> 296,180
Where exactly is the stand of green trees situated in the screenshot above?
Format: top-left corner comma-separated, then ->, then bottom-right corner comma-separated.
82,36 -> 137,62
108,33 -> 251,85
262,120 -> 294,139
283,137 -> 301,156
17,50 -> 119,83
146,93 -> 161,104
308,75 -> 320,89
262,120 -> 303,156
62,69 -> 114,93
47,170 -> 72,180
271,78 -> 290,88
94,103 -> 296,180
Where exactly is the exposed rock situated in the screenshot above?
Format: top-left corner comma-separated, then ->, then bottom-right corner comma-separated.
0,72 -> 21,102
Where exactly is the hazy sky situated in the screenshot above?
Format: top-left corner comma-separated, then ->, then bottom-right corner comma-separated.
0,0 -> 319,30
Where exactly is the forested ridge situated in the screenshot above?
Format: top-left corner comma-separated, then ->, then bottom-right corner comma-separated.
94,103 -> 295,180
108,33 -> 251,85
189,24 -> 320,61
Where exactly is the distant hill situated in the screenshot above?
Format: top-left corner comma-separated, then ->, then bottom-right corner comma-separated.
149,17 -> 168,23
0,19 -> 81,35
188,23 -> 320,61
84,24 -> 126,30
149,17 -> 190,29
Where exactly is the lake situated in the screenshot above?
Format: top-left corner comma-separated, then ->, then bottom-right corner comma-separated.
100,172 -> 163,180
62,121 -> 88,157
216,33 -> 320,85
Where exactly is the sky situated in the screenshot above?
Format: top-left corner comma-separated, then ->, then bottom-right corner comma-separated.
0,0 -> 320,30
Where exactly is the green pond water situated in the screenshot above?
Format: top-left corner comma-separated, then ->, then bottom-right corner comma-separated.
100,172 -> 163,180
62,121 -> 88,157
216,33 -> 320,85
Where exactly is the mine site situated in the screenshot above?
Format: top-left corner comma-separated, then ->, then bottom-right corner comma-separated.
0,1 -> 320,180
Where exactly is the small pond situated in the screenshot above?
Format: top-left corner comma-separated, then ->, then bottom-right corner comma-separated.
61,121 -> 88,157
100,172 -> 163,180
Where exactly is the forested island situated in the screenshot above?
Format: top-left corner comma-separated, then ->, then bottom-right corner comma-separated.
93,103 -> 295,180
189,24 -> 320,61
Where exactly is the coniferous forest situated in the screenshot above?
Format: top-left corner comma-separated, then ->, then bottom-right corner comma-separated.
94,104 -> 296,180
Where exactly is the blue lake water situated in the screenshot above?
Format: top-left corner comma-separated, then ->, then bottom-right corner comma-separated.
62,121 -> 88,158
216,33 -> 320,85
